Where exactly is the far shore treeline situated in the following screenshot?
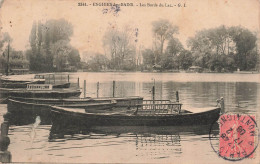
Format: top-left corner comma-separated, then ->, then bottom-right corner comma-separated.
0,19 -> 259,74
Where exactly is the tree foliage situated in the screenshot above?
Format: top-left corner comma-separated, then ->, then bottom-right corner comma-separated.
152,19 -> 179,62
0,33 -> 28,73
88,54 -> 110,71
177,50 -> 193,70
142,36 -> 188,71
103,26 -> 136,70
187,26 -> 258,71
28,19 -> 80,72
142,49 -> 156,69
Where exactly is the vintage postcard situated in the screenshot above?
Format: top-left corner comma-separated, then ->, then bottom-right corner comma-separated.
0,0 -> 259,163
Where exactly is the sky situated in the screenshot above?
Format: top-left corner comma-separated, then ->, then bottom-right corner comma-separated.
0,0 -> 259,56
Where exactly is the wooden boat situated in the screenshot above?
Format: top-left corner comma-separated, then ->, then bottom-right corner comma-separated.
0,87 -> 81,100
0,80 -> 46,88
53,82 -> 70,88
8,96 -> 143,107
0,76 -> 45,84
6,96 -> 143,125
34,74 -> 71,88
50,99 -> 223,128
7,98 -> 119,113
0,81 -> 70,89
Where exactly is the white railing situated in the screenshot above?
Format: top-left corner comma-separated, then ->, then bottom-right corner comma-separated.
142,100 -> 172,104
136,103 -> 182,115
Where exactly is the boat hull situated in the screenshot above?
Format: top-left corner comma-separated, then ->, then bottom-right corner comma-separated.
50,106 -> 221,129
0,77 -> 45,84
8,96 -> 143,106
0,88 -> 81,101
0,80 -> 45,88
7,99 -> 53,125
53,83 -> 71,88
6,97 -> 143,125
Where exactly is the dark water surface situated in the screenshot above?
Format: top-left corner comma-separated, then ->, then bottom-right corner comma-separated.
1,72 -> 259,163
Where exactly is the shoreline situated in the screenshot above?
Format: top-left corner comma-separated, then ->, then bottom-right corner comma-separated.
1,70 -> 260,78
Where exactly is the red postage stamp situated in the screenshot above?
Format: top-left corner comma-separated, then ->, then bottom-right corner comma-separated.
218,114 -> 257,160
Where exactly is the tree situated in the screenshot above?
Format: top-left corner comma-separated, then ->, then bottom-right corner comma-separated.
152,19 -> 179,62
28,19 -> 80,72
177,50 -> 193,70
229,27 -> 257,70
51,40 -> 71,71
1,46 -> 29,73
187,25 -> 258,71
0,33 -> 12,71
0,33 -> 29,73
0,32 -> 12,51
88,54 -> 109,71
44,19 -> 73,43
103,26 -> 136,70
223,54 -> 236,72
166,37 -> 184,56
68,48 -> 81,68
8,50 -> 28,69
142,49 -> 155,69
161,37 -> 184,69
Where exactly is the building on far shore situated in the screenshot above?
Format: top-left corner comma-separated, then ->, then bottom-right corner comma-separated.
187,66 -> 203,73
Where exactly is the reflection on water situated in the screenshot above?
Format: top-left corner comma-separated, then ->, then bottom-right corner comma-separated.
7,124 -> 219,162
49,124 -> 219,140
1,73 -> 259,162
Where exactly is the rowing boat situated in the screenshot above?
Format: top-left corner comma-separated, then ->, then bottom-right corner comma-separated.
6,96 -> 143,125
0,88 -> 81,101
50,98 -> 224,128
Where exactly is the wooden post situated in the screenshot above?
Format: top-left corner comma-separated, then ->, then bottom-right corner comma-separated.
1,121 -> 9,137
77,77 -> 80,88
5,41 -> 10,76
176,91 -> 179,102
152,79 -> 155,102
54,75 -> 55,84
0,121 -> 11,162
83,80 -> 86,98
152,79 -> 155,110
152,86 -> 155,102
48,74 -> 51,84
67,75 -> 70,83
112,81 -> 115,97
220,97 -> 225,113
97,82 -> 99,98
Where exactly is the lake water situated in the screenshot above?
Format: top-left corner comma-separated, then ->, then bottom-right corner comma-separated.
1,72 -> 259,163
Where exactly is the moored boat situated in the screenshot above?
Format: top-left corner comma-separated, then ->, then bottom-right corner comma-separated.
6,96 -> 143,125
0,87 -> 81,102
34,73 -> 71,88
0,80 -> 45,88
53,82 -> 70,88
8,96 -> 143,107
0,75 -> 45,84
0,74 -> 70,89
50,98 -> 224,129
